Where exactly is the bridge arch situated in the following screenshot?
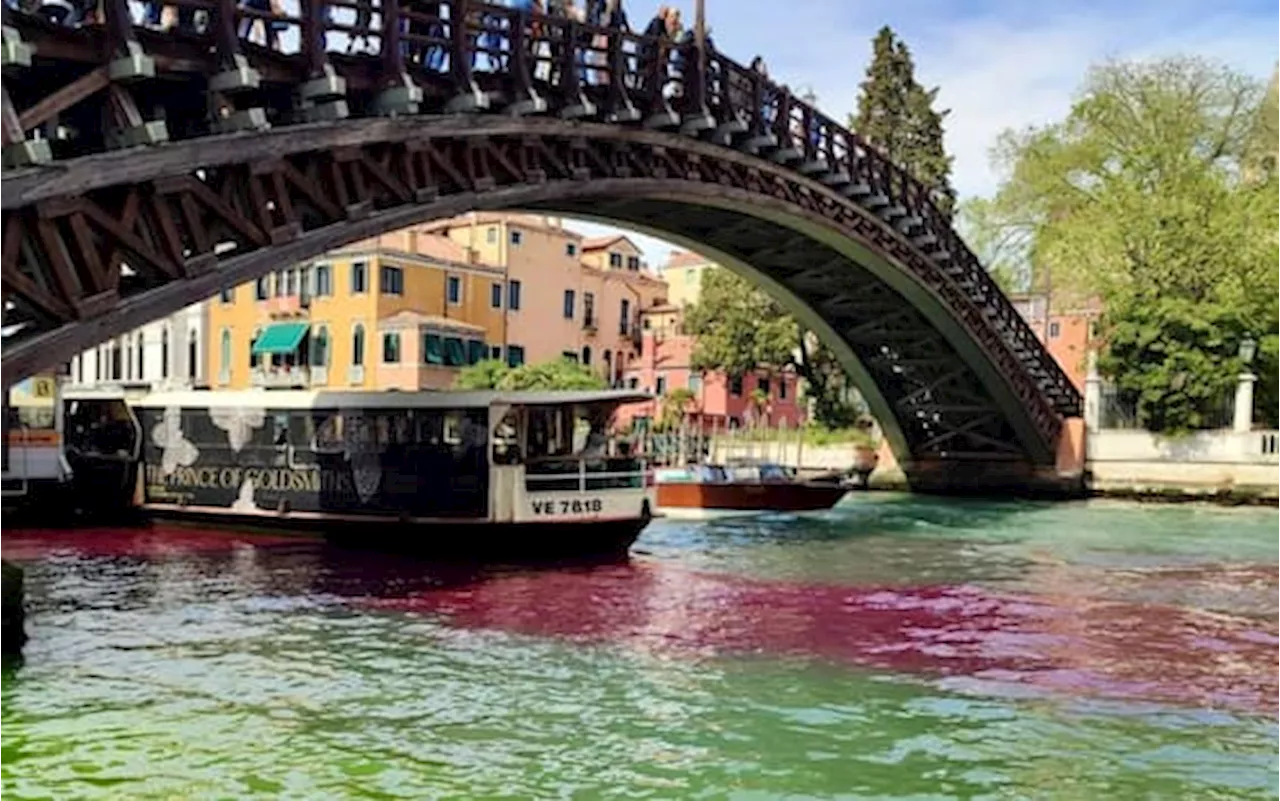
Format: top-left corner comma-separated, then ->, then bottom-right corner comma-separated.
0,3 -> 1080,491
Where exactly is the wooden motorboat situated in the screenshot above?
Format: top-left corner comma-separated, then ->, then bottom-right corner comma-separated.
653,461 -> 848,515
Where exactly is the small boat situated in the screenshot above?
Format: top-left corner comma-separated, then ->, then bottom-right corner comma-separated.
653,460 -> 848,517
62,388 -> 655,560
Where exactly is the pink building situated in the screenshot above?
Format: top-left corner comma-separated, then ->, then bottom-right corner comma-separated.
618,305 -> 805,430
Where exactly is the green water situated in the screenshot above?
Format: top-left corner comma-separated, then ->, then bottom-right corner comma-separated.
3,495 -> 1277,799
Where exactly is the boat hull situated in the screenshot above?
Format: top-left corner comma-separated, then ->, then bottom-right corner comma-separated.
654,481 -> 848,513
143,505 -> 649,562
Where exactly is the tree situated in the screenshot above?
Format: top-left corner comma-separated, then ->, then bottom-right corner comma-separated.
985,56 -> 1279,433
454,357 -> 607,391
684,269 -> 858,428
954,196 -> 1033,294
853,26 -> 956,214
659,387 -> 696,429
455,359 -> 511,390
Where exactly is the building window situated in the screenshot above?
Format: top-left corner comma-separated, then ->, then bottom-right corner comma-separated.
510,229 -> 523,246
486,227 -> 497,244
566,242 -> 577,257
220,286 -> 233,303
255,275 -> 270,300
274,270 -> 286,297
628,376 -> 639,389
74,354 -> 84,384
219,329 -> 231,376
423,332 -> 444,365
352,324 -> 365,367
249,327 -> 262,368
757,377 -> 770,397
490,282 -> 503,309
380,265 -> 404,296
506,345 -> 525,367
563,289 -> 576,319
689,373 -> 701,394
508,280 -> 522,310
315,264 -> 332,296
447,275 -> 462,305
583,292 -> 595,325
627,256 -> 640,271
351,261 -> 368,294
382,332 -> 401,364
729,375 -> 743,396
608,252 -> 622,268
467,339 -> 487,365
124,337 -> 133,380
187,330 -> 198,380
300,266 -> 313,304
135,334 -> 145,380
311,326 -> 329,367
619,299 -> 630,334
779,378 -> 788,400
656,375 -> 667,395
160,328 -> 169,379
285,269 -> 297,296
490,345 -> 503,361
1048,321 -> 1061,339
581,346 -> 592,365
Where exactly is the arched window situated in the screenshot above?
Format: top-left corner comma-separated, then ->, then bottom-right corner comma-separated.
581,345 -> 592,366
160,327 -> 170,379
219,329 -> 231,376
352,324 -> 365,367
188,330 -> 199,381
136,333 -> 145,380
311,326 -> 329,367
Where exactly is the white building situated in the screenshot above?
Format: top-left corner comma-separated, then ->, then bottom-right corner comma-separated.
68,303 -> 209,390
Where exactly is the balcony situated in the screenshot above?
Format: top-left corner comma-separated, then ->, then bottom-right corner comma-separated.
582,314 -> 597,333
251,365 -> 325,388
263,294 -> 310,318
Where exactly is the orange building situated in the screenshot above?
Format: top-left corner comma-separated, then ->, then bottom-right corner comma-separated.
425,214 -> 668,385
207,229 -> 506,390
1009,293 -> 1102,391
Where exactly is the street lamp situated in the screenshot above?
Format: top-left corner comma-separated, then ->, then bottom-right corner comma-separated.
1238,334 -> 1257,366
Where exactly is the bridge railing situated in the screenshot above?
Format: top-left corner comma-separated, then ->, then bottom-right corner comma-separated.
5,0 -> 1079,419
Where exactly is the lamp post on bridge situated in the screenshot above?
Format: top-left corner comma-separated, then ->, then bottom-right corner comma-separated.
1232,334 -> 1257,434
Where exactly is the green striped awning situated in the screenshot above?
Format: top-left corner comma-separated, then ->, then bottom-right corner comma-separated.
250,322 -> 309,355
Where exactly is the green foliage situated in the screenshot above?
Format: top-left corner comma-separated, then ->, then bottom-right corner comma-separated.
454,357 -> 607,391
853,26 -> 956,214
684,268 -> 798,376
659,387 -> 697,429
1097,298 -> 1248,434
684,269 -> 860,429
955,197 -> 1032,294
986,56 -> 1279,433
455,359 -> 511,390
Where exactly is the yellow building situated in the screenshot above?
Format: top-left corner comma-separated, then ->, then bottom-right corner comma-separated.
661,250 -> 717,308
208,229 -> 506,390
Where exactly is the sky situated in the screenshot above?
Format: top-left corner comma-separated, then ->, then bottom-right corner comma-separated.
561,0 -> 1278,268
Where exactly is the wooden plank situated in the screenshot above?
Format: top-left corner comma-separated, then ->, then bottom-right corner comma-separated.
17,67 -> 111,133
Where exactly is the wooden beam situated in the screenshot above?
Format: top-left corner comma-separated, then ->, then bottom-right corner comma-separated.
17,67 -> 111,133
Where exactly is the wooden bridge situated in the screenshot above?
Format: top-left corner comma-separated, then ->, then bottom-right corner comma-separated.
0,0 -> 1083,493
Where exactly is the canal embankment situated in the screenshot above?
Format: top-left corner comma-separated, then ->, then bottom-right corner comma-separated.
3,559 -> 26,658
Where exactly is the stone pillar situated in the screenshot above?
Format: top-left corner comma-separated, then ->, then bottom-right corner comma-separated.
0,557 -> 24,652
1083,350 -> 1102,432
1233,372 -> 1257,433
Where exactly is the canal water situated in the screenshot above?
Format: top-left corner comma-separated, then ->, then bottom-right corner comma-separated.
3,495 -> 1277,799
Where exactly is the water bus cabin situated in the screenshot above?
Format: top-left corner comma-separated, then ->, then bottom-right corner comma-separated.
2,373 -> 73,507
65,388 -> 655,559
653,460 -> 848,518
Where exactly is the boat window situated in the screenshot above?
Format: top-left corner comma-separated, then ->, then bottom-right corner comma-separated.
492,411 -> 521,465
312,412 -> 344,450
272,412 -> 290,447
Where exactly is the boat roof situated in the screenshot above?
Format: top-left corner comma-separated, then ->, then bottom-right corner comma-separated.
122,388 -> 653,410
